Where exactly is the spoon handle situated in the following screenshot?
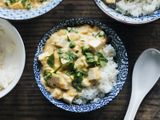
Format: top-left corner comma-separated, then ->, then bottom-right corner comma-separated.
124,92 -> 144,120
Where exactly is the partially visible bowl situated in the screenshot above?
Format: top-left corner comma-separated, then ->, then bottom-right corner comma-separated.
0,18 -> 25,98
94,0 -> 160,24
0,0 -> 62,20
33,18 -> 128,112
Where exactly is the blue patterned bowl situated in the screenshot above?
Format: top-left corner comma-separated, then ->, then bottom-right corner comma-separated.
94,0 -> 160,24
0,0 -> 62,20
33,18 -> 128,112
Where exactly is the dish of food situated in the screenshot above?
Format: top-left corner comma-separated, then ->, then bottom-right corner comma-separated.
0,18 -> 25,98
104,0 -> 160,17
0,0 -> 48,10
94,0 -> 160,24
33,18 -> 128,112
0,0 -> 62,20
38,25 -> 119,104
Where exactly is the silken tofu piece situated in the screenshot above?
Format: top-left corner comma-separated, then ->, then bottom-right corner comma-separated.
51,88 -> 63,99
105,0 -> 116,4
68,32 -> 80,41
62,93 -> 75,104
88,39 -> 104,50
57,72 -> 72,83
88,67 -> 101,81
47,73 -> 70,90
62,88 -> 77,104
55,38 -> 68,48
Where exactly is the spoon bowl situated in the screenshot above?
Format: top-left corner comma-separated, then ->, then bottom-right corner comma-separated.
124,48 -> 160,120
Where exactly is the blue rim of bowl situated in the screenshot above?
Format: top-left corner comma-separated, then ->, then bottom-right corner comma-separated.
94,0 -> 160,24
33,18 -> 128,112
0,0 -> 62,20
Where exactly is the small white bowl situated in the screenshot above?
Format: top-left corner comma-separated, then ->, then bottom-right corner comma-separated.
0,18 -> 25,98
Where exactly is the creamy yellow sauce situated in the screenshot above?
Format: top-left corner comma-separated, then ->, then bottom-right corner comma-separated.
39,25 -> 109,104
0,0 -> 48,9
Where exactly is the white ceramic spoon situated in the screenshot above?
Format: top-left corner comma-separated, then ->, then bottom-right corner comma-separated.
124,48 -> 160,120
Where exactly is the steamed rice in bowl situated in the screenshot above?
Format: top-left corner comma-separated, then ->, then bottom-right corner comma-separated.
0,37 -> 18,90
105,0 -> 160,17
116,0 -> 160,17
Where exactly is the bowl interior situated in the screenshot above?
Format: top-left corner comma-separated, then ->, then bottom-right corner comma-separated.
0,0 -> 62,20
0,19 -> 25,98
33,18 -> 128,112
94,0 -> 160,24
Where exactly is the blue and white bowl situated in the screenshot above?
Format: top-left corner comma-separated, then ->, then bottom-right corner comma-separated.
0,0 -> 62,20
94,0 -> 160,24
33,18 -> 128,112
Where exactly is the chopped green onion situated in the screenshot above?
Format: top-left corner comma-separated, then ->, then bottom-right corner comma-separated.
47,54 -> 54,68
69,41 -> 76,48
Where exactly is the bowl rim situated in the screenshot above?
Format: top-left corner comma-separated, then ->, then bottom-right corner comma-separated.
0,18 -> 26,98
0,0 -> 63,20
94,0 -> 160,24
33,18 -> 128,112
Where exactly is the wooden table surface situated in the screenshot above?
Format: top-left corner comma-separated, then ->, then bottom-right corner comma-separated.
0,0 -> 160,120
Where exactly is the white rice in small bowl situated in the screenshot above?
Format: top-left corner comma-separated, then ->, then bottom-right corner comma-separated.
116,0 -> 160,17
95,0 -> 160,24
0,18 -> 25,98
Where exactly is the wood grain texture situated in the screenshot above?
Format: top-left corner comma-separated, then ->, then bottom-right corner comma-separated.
0,0 -> 160,120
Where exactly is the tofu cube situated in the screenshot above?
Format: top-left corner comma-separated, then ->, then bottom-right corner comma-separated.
55,39 -> 68,48
63,93 -> 75,104
88,39 -> 103,50
88,67 -> 101,81
52,88 -> 63,99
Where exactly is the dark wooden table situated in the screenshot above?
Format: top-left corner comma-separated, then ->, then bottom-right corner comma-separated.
0,0 -> 160,120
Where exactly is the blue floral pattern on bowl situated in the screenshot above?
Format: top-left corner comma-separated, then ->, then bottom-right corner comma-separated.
0,0 -> 62,20
94,0 -> 160,24
33,18 -> 128,112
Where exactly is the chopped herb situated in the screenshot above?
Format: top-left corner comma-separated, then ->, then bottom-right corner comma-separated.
96,52 -> 108,66
43,71 -> 52,81
69,41 -> 76,48
66,27 -> 78,33
64,51 -> 78,61
72,70 -> 86,92
67,36 -> 71,41
95,31 -> 105,37
67,27 -> 72,32
82,46 -> 91,53
9,0 -> 16,4
25,2 -> 31,10
47,54 -> 54,68
72,81 -> 83,92
21,0 -> 27,5
84,52 -> 97,67
5,2 -> 9,6
58,49 -> 63,55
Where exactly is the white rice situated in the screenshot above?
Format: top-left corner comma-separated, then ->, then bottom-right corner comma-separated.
0,37 -> 17,90
74,44 -> 119,104
116,0 -> 160,17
